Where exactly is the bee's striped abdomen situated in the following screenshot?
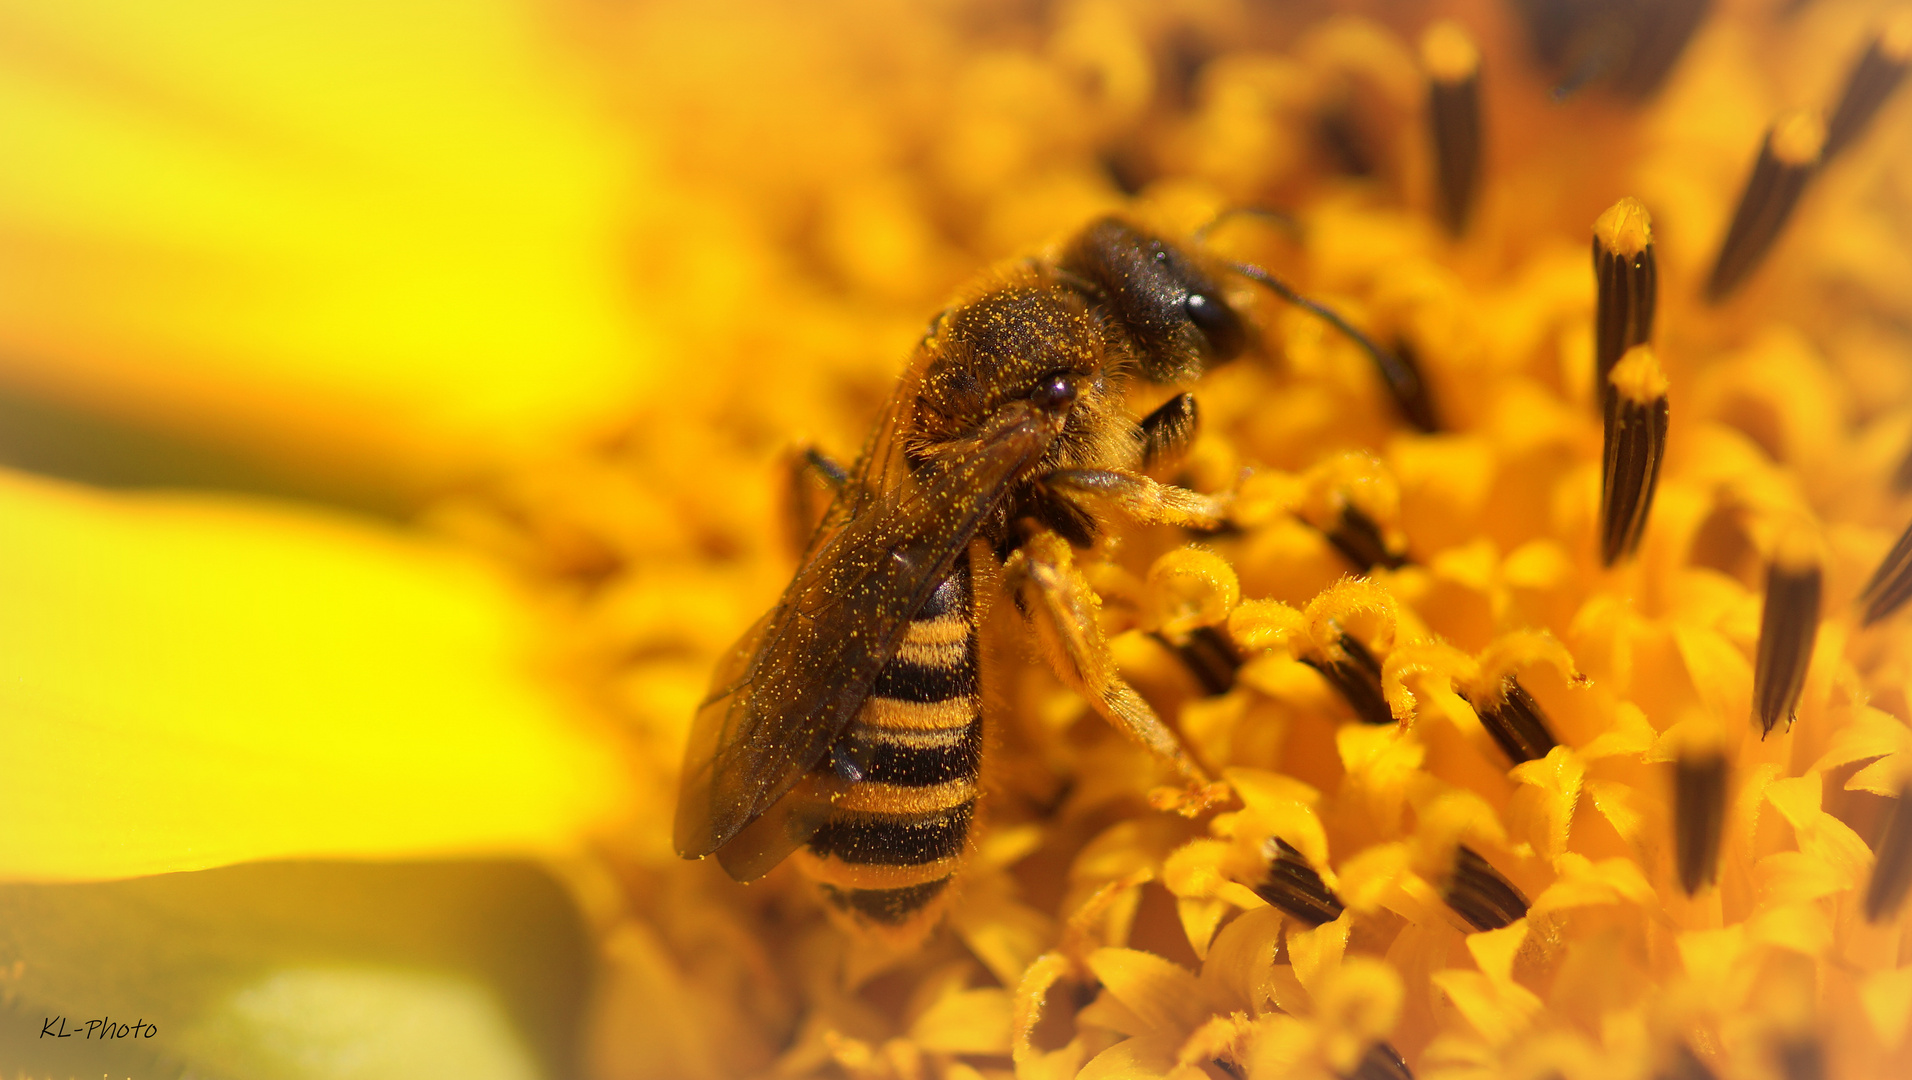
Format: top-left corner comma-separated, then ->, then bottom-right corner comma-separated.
797,555 -> 981,936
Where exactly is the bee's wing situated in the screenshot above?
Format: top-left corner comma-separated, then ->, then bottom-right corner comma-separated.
674,399 -> 1050,873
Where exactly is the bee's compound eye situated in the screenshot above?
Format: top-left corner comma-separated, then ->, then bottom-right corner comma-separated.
1031,373 -> 1078,410
1184,291 -> 1246,361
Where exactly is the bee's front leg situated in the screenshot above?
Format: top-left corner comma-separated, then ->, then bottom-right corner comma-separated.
1002,529 -> 1227,814
1042,467 -> 1233,531
1136,393 -> 1200,471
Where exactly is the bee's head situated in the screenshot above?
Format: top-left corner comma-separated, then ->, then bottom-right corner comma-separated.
1058,216 -> 1246,383
908,278 -> 1112,455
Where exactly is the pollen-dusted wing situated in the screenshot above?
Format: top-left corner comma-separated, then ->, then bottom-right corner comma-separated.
673,390 -> 1054,876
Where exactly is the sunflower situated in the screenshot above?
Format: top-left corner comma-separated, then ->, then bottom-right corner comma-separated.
3,1 -> 1911,1079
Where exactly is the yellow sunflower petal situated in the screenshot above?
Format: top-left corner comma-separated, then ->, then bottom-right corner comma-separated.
0,0 -> 652,489
0,470 -> 622,879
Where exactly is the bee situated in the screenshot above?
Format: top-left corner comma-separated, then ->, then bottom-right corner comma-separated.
673,216 -> 1274,940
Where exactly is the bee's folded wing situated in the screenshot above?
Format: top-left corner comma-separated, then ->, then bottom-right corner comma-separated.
672,404 -> 1051,868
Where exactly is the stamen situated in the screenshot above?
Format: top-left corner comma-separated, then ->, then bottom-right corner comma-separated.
1469,676 -> 1560,765
1323,503 -> 1411,573
1303,634 -> 1394,726
1516,1 -> 1709,100
1228,262 -> 1440,432
1423,21 -> 1483,236
1250,837 -> 1345,926
1600,345 -> 1669,565
1609,0 -> 1713,99
1859,517 -> 1912,626
1822,13 -> 1912,162
1674,751 -> 1728,894
1751,532 -> 1821,737
1704,109 -> 1826,302
1158,625 -> 1242,696
1443,845 -> 1529,931
1864,783 -> 1912,923
1593,197 -> 1657,397
1347,1040 -> 1414,1080
1893,441 -> 1912,493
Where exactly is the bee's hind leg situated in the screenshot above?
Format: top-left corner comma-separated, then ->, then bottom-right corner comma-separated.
781,443 -> 850,558
1002,529 -> 1227,814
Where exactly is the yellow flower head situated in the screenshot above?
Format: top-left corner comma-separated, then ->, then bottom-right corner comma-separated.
5,2 -> 1912,1080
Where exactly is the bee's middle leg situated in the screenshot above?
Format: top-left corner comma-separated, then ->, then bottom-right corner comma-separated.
1043,467 -> 1232,531
1003,529 -> 1223,807
781,443 -> 850,558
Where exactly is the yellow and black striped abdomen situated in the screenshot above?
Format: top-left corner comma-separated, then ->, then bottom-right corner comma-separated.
794,555 -> 981,936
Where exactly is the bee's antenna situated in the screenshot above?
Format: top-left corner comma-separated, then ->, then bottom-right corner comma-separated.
1224,259 -> 1439,431
1191,206 -> 1301,244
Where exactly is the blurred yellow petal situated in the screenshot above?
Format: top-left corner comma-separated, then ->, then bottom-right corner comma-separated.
0,470 -> 622,879
1086,948 -> 1210,1040
0,0 -> 652,492
908,988 -> 1014,1055
3,860 -> 594,1080
190,967 -> 541,1080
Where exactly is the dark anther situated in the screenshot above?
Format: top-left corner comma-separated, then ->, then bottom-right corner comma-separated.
1303,634 -> 1394,726
1509,0 -> 1710,101
1469,676 -> 1560,765
1158,625 -> 1242,697
1423,22 -> 1483,236
1859,517 -> 1912,625
1317,97 -> 1377,178
1608,0 -> 1712,99
1593,197 -> 1657,402
1865,783 -> 1912,923
1774,1037 -> 1825,1080
1822,15 -> 1912,162
1248,837 -> 1344,926
1346,1040 -> 1415,1080
1443,845 -> 1529,931
1704,110 -> 1825,303
1893,441 -> 1912,493
1752,536 -> 1822,737
1323,503 -> 1410,574
1599,345 -> 1669,566
1674,751 -> 1728,894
